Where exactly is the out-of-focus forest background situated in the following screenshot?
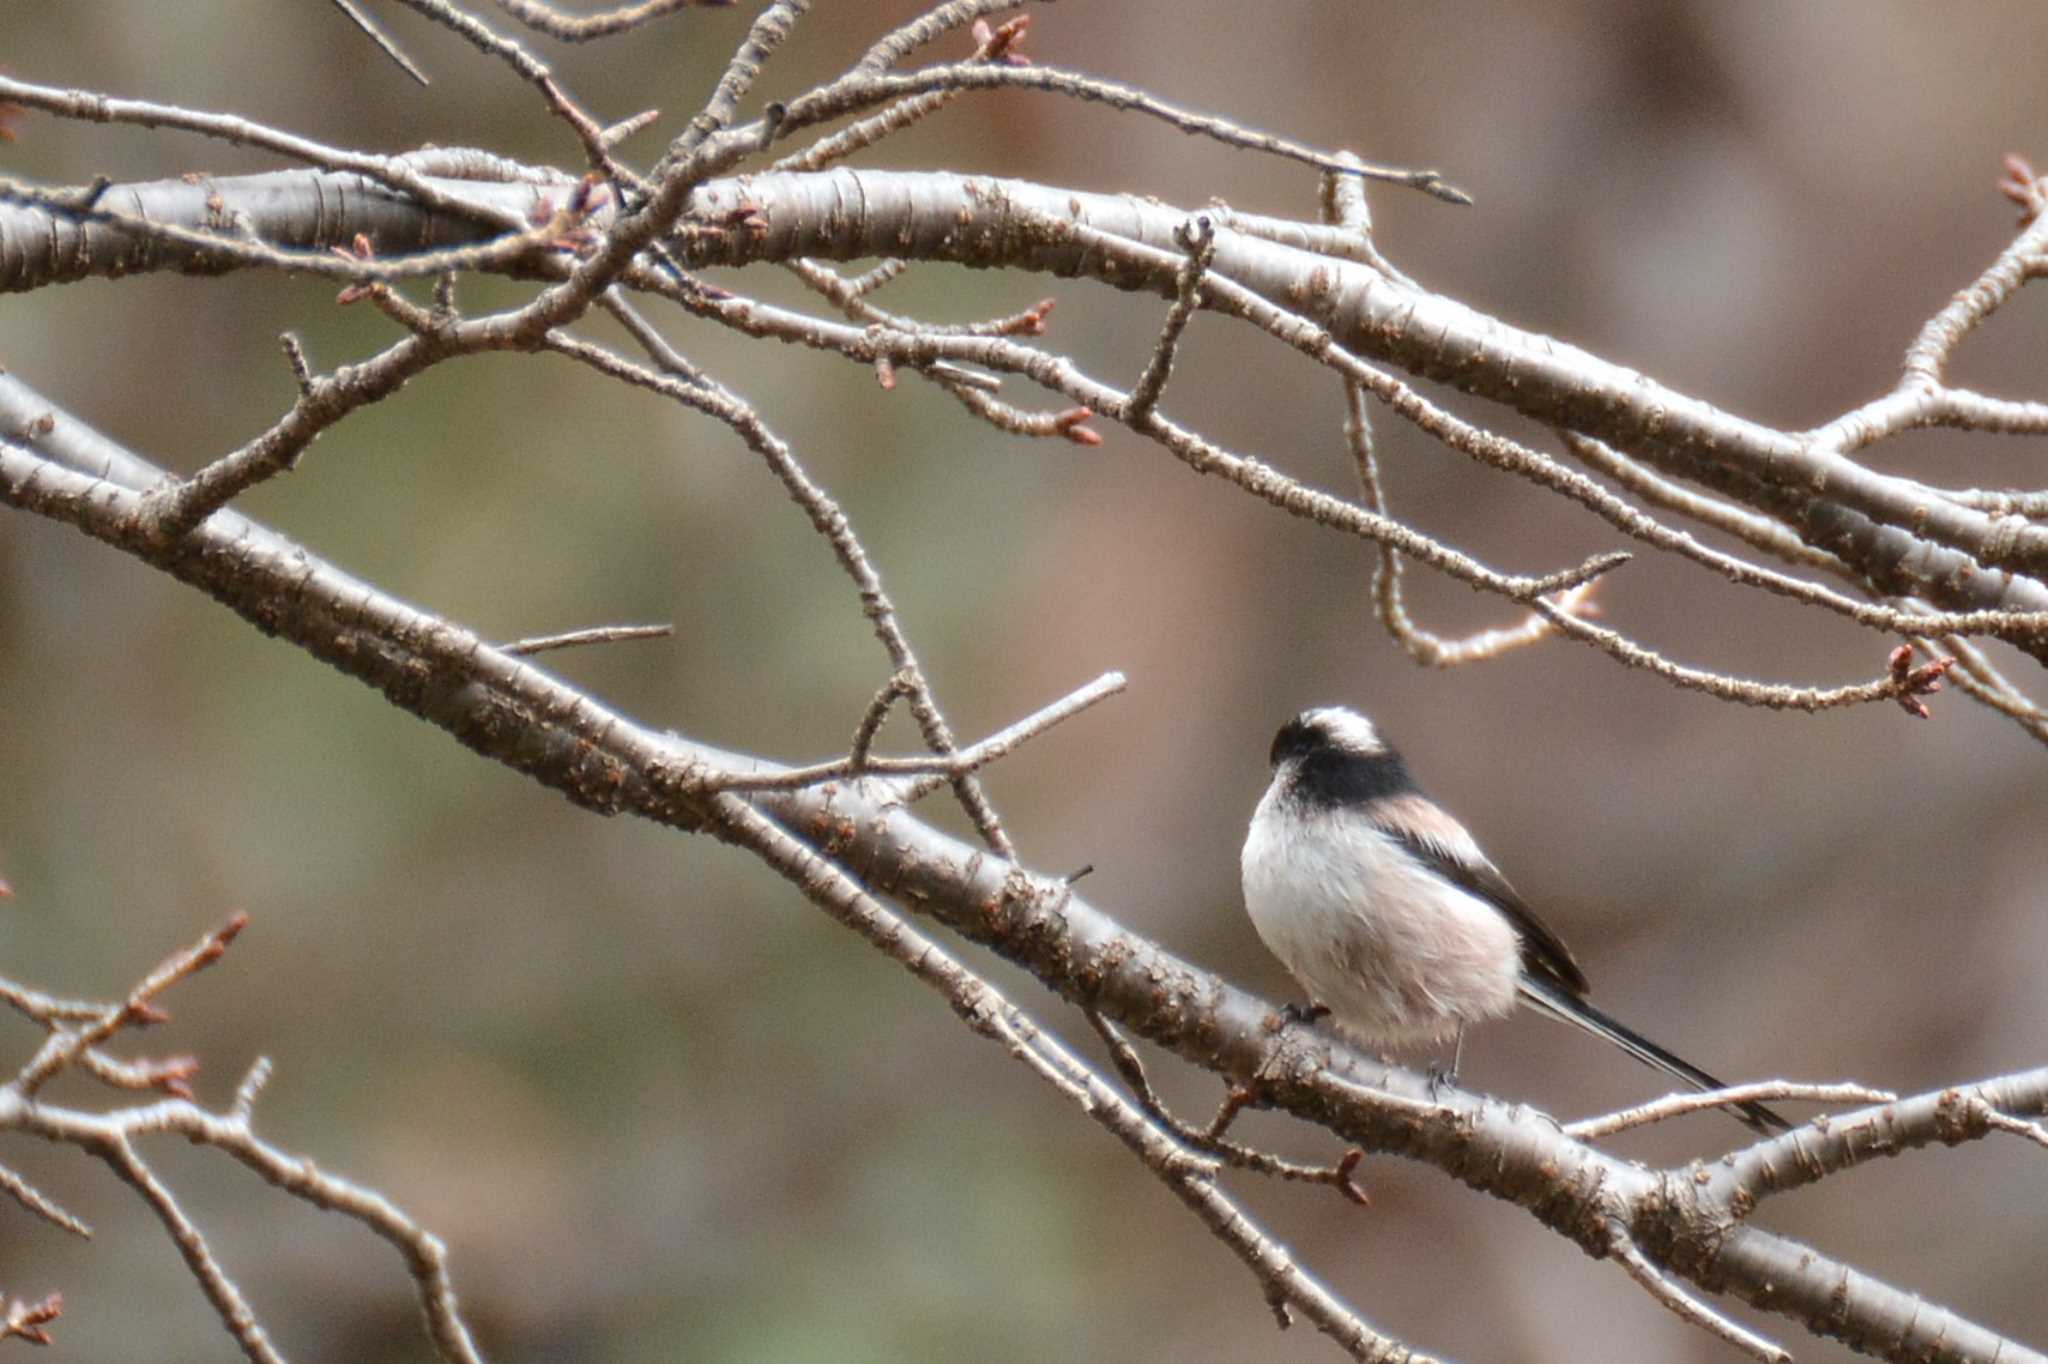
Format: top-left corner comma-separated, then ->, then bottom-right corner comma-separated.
2,4 -> 2045,1361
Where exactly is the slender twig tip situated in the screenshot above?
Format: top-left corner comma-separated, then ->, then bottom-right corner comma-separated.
1422,175 -> 1474,206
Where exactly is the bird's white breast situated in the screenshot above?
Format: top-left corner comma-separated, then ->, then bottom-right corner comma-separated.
1240,786 -> 1521,1047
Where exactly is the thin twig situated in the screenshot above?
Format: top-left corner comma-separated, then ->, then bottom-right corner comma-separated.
232,1057 -> 274,1121
1084,1012 -> 1371,1203
774,11 -> 1026,174
600,108 -> 664,149
99,1136 -> 286,1364
489,0 -> 724,42
849,670 -> 919,769
711,670 -> 1126,794
1967,1096 -> 2048,1150
1608,1222 -> 1791,1363
0,1163 -> 90,1238
1312,150 -> 1417,286
1126,215 -> 1216,422
16,914 -> 247,1097
1349,383 -> 1598,665
671,0 -> 810,158
393,0 -> 626,179
784,256 -> 1054,338
1561,431 -> 1851,575
779,63 -> 1470,203
0,80 -> 529,225
331,0 -> 432,84
0,1294 -> 63,1345
1915,631 -> 2048,740
854,0 -> 1038,72
539,327 -> 1019,856
1565,1082 -> 1893,1140
1935,486 -> 2048,516
500,623 -> 674,655
1,912 -> 484,1363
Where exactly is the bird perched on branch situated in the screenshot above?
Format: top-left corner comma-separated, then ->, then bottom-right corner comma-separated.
1240,706 -> 1787,1133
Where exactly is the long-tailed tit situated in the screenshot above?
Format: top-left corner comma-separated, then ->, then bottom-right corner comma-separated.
1240,706 -> 1787,1132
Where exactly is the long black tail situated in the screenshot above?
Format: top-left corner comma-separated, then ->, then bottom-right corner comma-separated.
1518,977 -> 1790,1133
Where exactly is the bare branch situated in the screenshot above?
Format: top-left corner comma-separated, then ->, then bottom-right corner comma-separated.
0,906 -> 484,1363
500,623 -> 674,655
1711,1071 -> 2048,1206
784,256 -> 1054,338
1608,1223 -> 1791,1363
704,794 -> 1418,1362
711,670 -> 1125,793
0,1163 -> 91,1239
393,0 -> 624,177
0,1294 -> 63,1346
1349,383 -> 1600,666
0,77 -> 531,226
1562,431 -> 1852,576
673,169 -> 2048,628
1923,632 -> 2048,740
1085,1012 -> 1373,1204
537,327 -> 1020,855
848,669 -> 919,768
854,0 -> 1041,73
15,914 -> 245,1098
1125,215 -> 1216,422
774,12 -> 1029,174
1713,1225 -> 2038,1364
673,0 -> 811,156
778,64 -> 1471,203
1566,1082 -> 1895,1140
7,389 -> 2039,1360
490,0 -> 728,42
4,18 -> 2047,1358
330,0 -> 432,85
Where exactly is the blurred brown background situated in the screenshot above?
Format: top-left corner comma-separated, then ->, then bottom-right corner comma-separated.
2,3 -> 2046,1361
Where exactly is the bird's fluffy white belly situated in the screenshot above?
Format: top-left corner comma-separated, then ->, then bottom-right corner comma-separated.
1240,794 -> 1521,1046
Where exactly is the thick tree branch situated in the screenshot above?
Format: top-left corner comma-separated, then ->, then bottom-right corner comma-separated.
6,166 -> 2045,657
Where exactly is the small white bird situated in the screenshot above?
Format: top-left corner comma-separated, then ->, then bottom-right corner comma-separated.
1240,706 -> 1785,1132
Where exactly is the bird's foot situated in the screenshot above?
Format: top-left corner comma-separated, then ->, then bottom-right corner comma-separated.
1423,1026 -> 1468,1101
1423,1057 -> 1460,1100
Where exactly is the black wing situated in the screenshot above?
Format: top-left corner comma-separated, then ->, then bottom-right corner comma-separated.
1372,806 -> 1591,998
1375,801 -> 1789,1133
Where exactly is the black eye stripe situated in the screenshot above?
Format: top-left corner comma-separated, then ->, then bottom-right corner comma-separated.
1286,745 -> 1415,808
1269,711 -> 1413,809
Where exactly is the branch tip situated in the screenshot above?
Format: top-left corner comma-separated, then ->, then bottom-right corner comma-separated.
1998,152 -> 2044,225
0,1293 -> 63,1345
500,624 -> 674,656
970,16 -> 1033,65
599,108 -> 662,149
330,0 -> 430,86
1888,645 -> 1957,719
1053,408 -> 1101,445
1417,172 -> 1473,206
1333,1148 -> 1370,1206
